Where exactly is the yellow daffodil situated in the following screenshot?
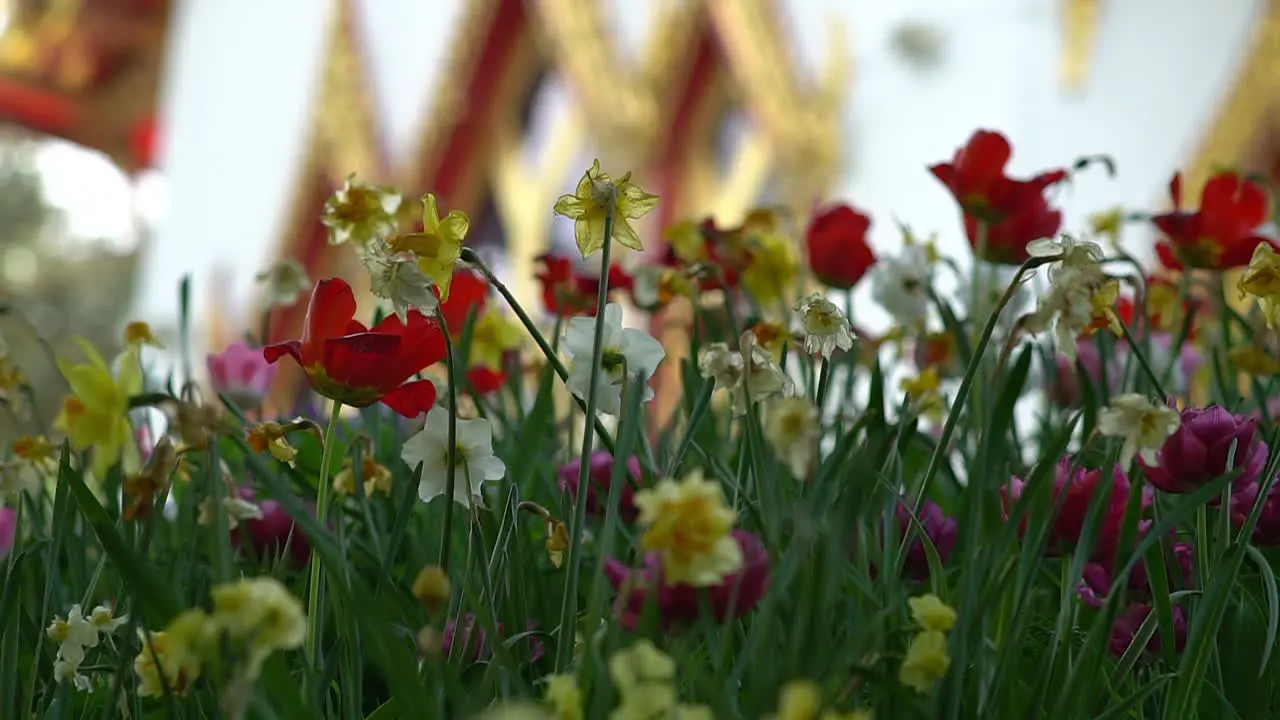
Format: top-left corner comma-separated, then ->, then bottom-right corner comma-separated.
390,193 -> 468,301
134,628 -> 201,697
245,421 -> 299,464
609,640 -> 679,719
1239,242 -> 1280,328
1089,206 -> 1125,250
321,173 -> 402,248
470,306 -> 524,369
545,520 -> 569,569
553,159 -> 659,259
742,231 -> 800,306
908,594 -> 957,633
634,470 -> 742,586
1229,345 -> 1280,376
899,630 -> 951,694
210,576 -> 306,675
770,679 -> 822,720
55,339 -> 142,479
12,435 -> 56,466
664,219 -> 707,265
333,455 -> 393,497
543,674 -> 584,720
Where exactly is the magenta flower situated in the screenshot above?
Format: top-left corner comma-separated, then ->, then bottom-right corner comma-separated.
230,487 -> 312,569
0,507 -> 16,560
604,530 -> 771,629
558,451 -> 642,522
1046,337 -> 1117,408
441,614 -> 546,663
207,341 -> 278,410
1109,602 -> 1187,660
1079,541 -> 1193,608
1231,481 -> 1280,546
888,498 -> 958,580
1003,456 -> 1151,558
1141,406 -> 1267,495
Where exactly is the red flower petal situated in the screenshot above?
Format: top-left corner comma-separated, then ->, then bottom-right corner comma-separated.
381,379 -> 437,418
953,130 -> 1012,195
467,366 -> 506,395
322,332 -> 403,394
439,269 -> 490,331
262,340 -> 302,366
301,278 -> 360,365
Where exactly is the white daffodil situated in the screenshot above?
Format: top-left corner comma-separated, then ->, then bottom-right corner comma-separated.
88,605 -> 128,635
1027,235 -> 1106,285
1098,393 -> 1181,467
1022,243 -> 1120,360
402,407 -> 506,507
794,293 -> 854,358
255,259 -> 312,309
871,242 -> 934,329
697,331 -> 793,416
564,303 -> 666,415
321,173 -> 402,248
360,237 -> 440,321
764,396 -> 821,478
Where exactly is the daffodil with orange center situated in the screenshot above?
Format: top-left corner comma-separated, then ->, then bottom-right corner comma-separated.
633,470 -> 743,586
55,339 -> 142,478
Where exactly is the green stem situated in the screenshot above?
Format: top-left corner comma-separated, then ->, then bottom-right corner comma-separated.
305,400 -> 343,670
438,313 -> 460,571
461,249 -> 621,460
906,256 -> 1052,526
555,206 -> 617,671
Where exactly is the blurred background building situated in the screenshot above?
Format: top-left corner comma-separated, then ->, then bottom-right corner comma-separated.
0,0 -> 1274,419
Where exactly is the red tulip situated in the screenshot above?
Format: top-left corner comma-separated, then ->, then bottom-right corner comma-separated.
263,277 -> 445,417
1141,406 -> 1268,495
604,530 -> 770,629
1002,456 -> 1151,558
805,204 -> 876,289
467,366 -> 506,396
1153,172 -> 1277,270
930,129 -> 1068,265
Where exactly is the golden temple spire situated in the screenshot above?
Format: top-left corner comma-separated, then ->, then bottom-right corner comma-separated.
1061,0 -> 1102,92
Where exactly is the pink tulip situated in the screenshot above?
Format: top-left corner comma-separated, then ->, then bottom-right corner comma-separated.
1046,337 -> 1117,408
230,488 -> 312,568
558,451 -> 642,522
1003,456 -> 1151,559
1141,406 -> 1267,495
604,530 -> 771,629
207,341 -> 277,409
0,507 -> 16,560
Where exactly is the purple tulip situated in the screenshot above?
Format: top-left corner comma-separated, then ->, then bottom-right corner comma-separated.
442,613 -> 546,662
604,530 -> 771,629
888,498 -> 958,579
231,487 -> 313,569
1079,542 -> 1193,608
558,451 -> 642,522
0,507 -> 15,560
1231,481 -> 1280,546
1141,406 -> 1267,494
1109,602 -> 1187,660
1047,337 -> 1118,408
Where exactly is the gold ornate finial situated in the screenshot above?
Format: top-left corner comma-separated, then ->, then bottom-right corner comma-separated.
1061,0 -> 1102,92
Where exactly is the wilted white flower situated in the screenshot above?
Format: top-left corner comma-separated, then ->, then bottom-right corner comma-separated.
402,407 -> 506,507
795,293 -> 854,357
564,303 -> 666,415
255,259 -> 312,309
197,495 -> 264,531
1098,393 -> 1180,467
698,331 -> 793,415
360,238 -> 440,321
1023,241 -> 1120,360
